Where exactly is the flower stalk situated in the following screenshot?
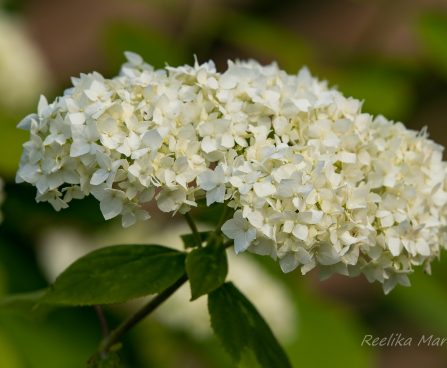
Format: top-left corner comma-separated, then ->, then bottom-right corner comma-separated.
98,273 -> 188,356
184,212 -> 202,247
96,213 -> 233,359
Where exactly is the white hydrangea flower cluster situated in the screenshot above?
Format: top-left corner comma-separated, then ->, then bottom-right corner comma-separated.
17,52 -> 447,292
0,12 -> 50,110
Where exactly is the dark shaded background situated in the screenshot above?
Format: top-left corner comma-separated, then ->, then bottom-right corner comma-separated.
1,0 -> 447,367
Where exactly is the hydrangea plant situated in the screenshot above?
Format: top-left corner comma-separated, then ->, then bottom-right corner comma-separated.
11,52 -> 447,366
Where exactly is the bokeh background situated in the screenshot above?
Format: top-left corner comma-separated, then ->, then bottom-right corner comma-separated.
1,0 -> 447,367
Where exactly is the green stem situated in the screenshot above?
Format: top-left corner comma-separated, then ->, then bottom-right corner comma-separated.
99,274 -> 188,355
223,239 -> 234,249
184,212 -> 202,247
207,205 -> 232,247
94,305 -> 109,338
96,213 -> 233,358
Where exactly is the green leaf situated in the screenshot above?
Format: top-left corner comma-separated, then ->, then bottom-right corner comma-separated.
208,282 -> 292,368
0,289 -> 54,319
186,243 -> 227,300
0,289 -> 45,308
180,231 -> 212,249
41,245 -> 186,305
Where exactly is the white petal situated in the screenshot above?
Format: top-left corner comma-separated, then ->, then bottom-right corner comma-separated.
90,169 -> 109,185
280,253 -> 299,273
37,95 -> 49,116
387,237 -> 402,257
253,181 -> 276,197
416,240 -> 430,256
206,185 -> 225,206
70,142 -> 90,157
317,243 -> 340,265
124,51 -> 143,65
68,112 -> 86,125
292,224 -> 308,241
143,129 -> 163,150
201,136 -> 217,153
221,134 -> 235,148
100,196 -> 123,220
197,170 -> 216,191
337,151 -> 356,163
293,98 -> 311,112
297,211 -> 323,224
17,114 -> 37,130
221,218 -> 240,239
234,228 -> 256,254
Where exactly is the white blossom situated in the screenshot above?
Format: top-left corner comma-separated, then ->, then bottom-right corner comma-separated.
221,210 -> 257,254
0,12 -> 50,110
197,164 -> 227,205
17,53 -> 447,292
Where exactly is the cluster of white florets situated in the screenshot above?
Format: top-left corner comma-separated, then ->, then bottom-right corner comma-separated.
17,52 -> 447,292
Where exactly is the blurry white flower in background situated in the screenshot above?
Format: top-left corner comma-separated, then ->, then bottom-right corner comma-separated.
37,220 -> 297,342
0,11 -> 50,110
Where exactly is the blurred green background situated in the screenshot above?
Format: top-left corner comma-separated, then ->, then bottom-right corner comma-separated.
1,0 -> 447,367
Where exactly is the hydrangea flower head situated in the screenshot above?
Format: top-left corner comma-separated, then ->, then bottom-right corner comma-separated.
17,52 -> 447,293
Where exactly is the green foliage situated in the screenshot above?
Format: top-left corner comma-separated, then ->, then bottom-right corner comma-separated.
0,111 -> 28,177
0,329 -> 22,368
389,270 -> 447,336
208,282 -> 291,368
193,203 -> 227,226
88,352 -> 121,368
222,14 -> 314,72
419,13 -> 447,78
0,289 -> 53,320
186,243 -> 227,300
249,255 -> 373,368
287,281 -> 373,368
103,22 -> 186,74
332,66 -> 414,120
0,309 -> 99,368
42,245 -> 186,305
180,231 -> 212,249
0,236 -> 48,294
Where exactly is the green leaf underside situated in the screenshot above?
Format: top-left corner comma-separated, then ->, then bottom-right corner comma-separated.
42,245 -> 186,306
208,282 -> 292,368
181,231 -> 213,248
0,289 -> 54,318
0,289 -> 46,308
186,243 -> 228,300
